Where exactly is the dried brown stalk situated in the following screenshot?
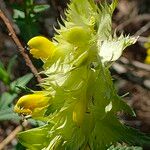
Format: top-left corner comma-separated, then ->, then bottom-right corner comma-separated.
117,14 -> 150,31
0,10 -> 42,83
0,126 -> 22,150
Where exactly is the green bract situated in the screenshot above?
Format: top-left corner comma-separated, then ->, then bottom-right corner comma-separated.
63,26 -> 91,46
16,0 -> 150,149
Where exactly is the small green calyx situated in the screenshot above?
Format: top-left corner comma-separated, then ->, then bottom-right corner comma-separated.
144,40 -> 150,64
63,26 -> 91,46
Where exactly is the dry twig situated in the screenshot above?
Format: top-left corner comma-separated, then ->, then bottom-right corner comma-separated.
134,22 -> 150,36
119,57 -> 150,72
0,0 -> 20,34
0,126 -> 22,150
117,14 -> 150,31
0,10 -> 42,83
112,58 -> 150,90
137,36 -> 150,43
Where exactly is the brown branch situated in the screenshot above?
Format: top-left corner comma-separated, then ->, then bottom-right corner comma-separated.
0,10 -> 42,83
0,126 -> 22,150
134,22 -> 150,36
0,0 -> 20,34
119,57 -> 150,72
112,61 -> 150,90
137,36 -> 149,43
116,14 -> 150,31
0,118 -> 30,149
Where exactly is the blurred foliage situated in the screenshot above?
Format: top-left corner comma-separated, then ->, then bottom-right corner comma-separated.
0,56 -> 33,121
15,142 -> 26,150
0,0 -> 51,124
7,0 -> 50,42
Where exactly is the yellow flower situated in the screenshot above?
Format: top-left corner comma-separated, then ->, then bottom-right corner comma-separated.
147,48 -> 150,55
72,101 -> 86,127
27,36 -> 56,61
14,93 -> 50,115
63,26 -> 91,47
145,49 -> 150,64
145,56 -> 150,64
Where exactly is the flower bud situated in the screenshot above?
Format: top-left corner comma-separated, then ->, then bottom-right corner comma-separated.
14,93 -> 50,115
63,26 -> 91,47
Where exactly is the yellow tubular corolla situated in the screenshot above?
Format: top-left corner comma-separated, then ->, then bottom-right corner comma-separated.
14,93 -> 50,115
145,49 -> 150,64
145,56 -> 150,64
27,36 -> 55,60
72,101 -> 86,127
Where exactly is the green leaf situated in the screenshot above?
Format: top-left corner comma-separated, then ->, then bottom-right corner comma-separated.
0,60 -> 5,69
15,19 -> 40,42
0,92 -> 17,110
15,85 -> 33,94
0,108 -> 20,121
10,73 -> 33,93
7,55 -> 17,75
18,125 -> 52,150
90,114 -> 150,149
10,3 -> 24,12
26,0 -> 34,6
0,67 -> 10,84
15,142 -> 26,150
13,9 -> 25,19
33,4 -> 50,13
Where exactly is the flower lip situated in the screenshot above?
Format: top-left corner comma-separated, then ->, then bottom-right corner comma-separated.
27,36 -> 56,60
14,93 -> 50,115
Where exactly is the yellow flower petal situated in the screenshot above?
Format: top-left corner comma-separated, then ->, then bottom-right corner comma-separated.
72,101 -> 86,127
27,36 -> 56,60
147,48 -> 150,55
14,93 -> 50,115
145,55 -> 150,64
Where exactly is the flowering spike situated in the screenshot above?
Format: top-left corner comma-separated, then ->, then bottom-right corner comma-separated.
14,0 -> 150,149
